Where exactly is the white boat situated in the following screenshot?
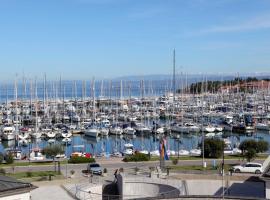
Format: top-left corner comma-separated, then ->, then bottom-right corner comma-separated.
62,137 -> 72,144
214,126 -> 224,132
215,132 -> 223,137
203,126 -> 215,133
256,123 -> 270,131
178,149 -> 190,156
29,148 -> 45,161
189,149 -> 201,156
1,126 -> 15,140
111,151 -> 122,157
18,131 -> 30,140
61,131 -> 72,138
205,132 -> 215,138
123,143 -> 134,155
246,125 -> 255,132
139,150 -> 149,155
167,150 -> 176,156
150,150 -> 160,156
46,131 -> 56,139
18,138 -> 28,146
30,131 -> 42,139
186,123 -> 200,133
156,127 -> 165,134
84,127 -> 100,138
100,128 -> 109,136
135,123 -> 151,134
109,126 -> 123,135
232,148 -> 242,155
123,127 -> 136,135
55,154 -> 66,159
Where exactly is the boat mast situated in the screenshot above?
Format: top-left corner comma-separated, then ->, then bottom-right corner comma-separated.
173,49 -> 176,102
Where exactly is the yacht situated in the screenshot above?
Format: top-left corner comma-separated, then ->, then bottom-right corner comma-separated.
45,131 -> 56,139
123,127 -> 136,135
61,130 -> 72,138
178,149 -> 190,156
189,149 -> 201,156
1,125 -> 16,140
256,122 -> 270,131
29,148 -> 45,161
123,143 -> 134,155
84,126 -> 100,138
203,125 -> 215,133
109,126 -> 123,135
100,128 -> 109,136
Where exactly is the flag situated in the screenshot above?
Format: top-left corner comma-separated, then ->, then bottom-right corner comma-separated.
159,138 -> 169,160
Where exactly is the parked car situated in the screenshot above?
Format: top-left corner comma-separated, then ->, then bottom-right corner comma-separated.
87,163 -> 102,175
232,162 -> 263,174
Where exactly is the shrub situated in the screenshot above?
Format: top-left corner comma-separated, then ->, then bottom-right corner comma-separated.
172,158 -> 178,165
26,171 -> 33,177
5,153 -> 14,164
123,153 -> 150,162
203,138 -> 225,158
0,153 -> 4,164
0,168 -> 6,175
68,156 -> 96,164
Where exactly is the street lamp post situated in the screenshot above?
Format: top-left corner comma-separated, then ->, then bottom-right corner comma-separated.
65,140 -> 68,179
177,134 -> 180,159
222,144 -> 225,199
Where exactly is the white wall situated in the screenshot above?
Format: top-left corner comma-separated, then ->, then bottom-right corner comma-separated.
0,192 -> 30,200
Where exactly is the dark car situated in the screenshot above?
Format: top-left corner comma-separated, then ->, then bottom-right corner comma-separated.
87,163 -> 102,175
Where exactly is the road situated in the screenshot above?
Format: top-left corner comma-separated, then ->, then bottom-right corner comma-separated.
3,157 -> 262,177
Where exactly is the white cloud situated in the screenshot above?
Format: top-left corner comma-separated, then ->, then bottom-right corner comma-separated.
199,14 -> 270,34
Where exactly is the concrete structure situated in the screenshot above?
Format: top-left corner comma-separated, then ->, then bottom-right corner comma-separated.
0,175 -> 36,200
116,174 -> 183,199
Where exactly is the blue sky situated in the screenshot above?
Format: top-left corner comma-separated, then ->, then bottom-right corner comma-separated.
0,0 -> 270,80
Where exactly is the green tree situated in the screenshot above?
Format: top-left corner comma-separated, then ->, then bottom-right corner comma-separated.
42,145 -> 64,173
239,140 -> 257,154
203,138 -> 225,158
245,149 -> 257,162
42,145 -> 64,159
239,139 -> 269,161
256,140 -> 269,153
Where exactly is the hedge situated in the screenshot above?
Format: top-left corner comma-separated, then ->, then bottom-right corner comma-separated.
123,153 -> 150,162
68,156 -> 96,164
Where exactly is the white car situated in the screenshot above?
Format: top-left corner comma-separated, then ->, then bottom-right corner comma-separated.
233,162 -> 263,174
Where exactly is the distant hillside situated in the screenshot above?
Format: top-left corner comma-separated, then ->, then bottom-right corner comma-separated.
180,77 -> 270,94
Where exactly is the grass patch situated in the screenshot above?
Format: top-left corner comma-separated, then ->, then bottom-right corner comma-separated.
0,160 -> 68,168
169,164 -> 233,172
150,154 -> 268,161
7,171 -> 60,179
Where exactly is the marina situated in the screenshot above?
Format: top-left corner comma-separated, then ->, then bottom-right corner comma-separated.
0,77 -> 269,159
